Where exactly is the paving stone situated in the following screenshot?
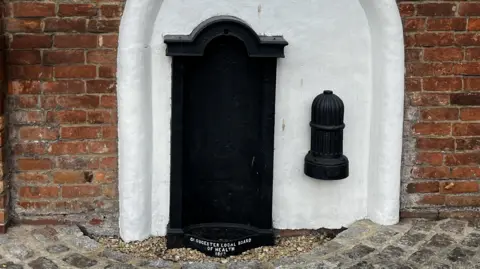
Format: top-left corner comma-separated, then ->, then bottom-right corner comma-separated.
367,230 -> 398,244
398,232 -> 426,247
140,259 -> 174,268
335,221 -> 372,241
309,241 -> 343,257
104,264 -> 136,269
426,234 -> 455,248
46,244 -> 70,254
0,262 -> 23,269
376,262 -> 417,269
0,235 -> 11,244
447,247 -> 475,263
376,245 -> 405,261
346,261 -> 375,269
7,244 -> 34,259
63,253 -> 98,268
28,257 -> 59,269
32,227 -> 59,242
408,248 -> 435,265
68,236 -> 100,250
101,249 -> 131,263
439,219 -> 468,234
343,245 -> 375,259
181,263 -> 221,269
424,262 -> 451,269
227,261 -> 265,269
461,233 -> 480,247
412,219 -> 438,232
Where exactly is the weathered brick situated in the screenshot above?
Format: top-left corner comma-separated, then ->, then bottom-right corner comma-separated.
44,50 -> 85,65
407,182 -> 439,193
101,5 -> 123,18
87,50 -> 116,64
9,66 -> 53,80
460,108 -> 480,121
54,35 -> 97,48
456,138 -> 480,151
10,35 -> 53,49
58,4 -> 97,17
5,18 -> 42,32
459,3 -> 480,16
451,93 -> 480,106
53,171 -> 87,184
421,108 -> 458,121
417,138 -> 454,151
446,196 -> 480,207
45,18 -> 87,33
453,123 -> 480,136
17,159 -> 53,171
19,186 -> 58,199
412,166 -> 450,179
8,81 -> 41,95
424,48 -> 463,61
451,167 -> 480,179
13,3 -> 55,18
60,127 -> 101,139
416,3 -> 456,17
56,95 -> 99,109
427,18 -> 466,31
43,81 -> 85,95
445,153 -> 480,166
48,142 -> 88,155
55,66 -> 96,78
423,77 -> 461,92
18,127 -> 57,141
7,51 -> 41,65
87,20 -> 120,33
46,111 -> 87,124
416,152 -> 443,166
419,195 -> 445,205
62,185 -> 101,198
440,182 -> 479,194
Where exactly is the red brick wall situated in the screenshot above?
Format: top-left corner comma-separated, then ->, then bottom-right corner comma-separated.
400,1 -> 480,219
4,0 -> 124,225
0,2 -> 8,232
2,0 -> 480,227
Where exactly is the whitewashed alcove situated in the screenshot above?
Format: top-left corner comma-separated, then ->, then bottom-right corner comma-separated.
116,0 -> 405,241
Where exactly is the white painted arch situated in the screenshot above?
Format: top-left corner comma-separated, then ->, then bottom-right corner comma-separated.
117,0 -> 404,241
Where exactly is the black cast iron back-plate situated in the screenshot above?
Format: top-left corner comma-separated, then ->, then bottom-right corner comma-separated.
183,223 -> 274,257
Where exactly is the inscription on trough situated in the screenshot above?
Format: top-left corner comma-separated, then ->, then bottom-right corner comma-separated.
164,16 -> 287,257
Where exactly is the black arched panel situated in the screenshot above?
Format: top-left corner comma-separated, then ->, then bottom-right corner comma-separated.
165,16 -> 287,257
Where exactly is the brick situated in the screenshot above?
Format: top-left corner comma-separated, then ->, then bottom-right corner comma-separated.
8,81 -> 41,95
19,127 -> 57,141
16,173 -> 49,184
416,152 -> 443,166
460,108 -> 480,121
93,171 -> 115,183
407,182 -> 439,193
445,153 -> 480,166
421,108 -> 458,121
62,185 -> 101,198
13,3 -> 55,17
17,159 -> 52,171
456,138 -> 480,151
401,210 -> 439,219
87,50 -> 116,64
17,96 -> 38,108
420,195 -> 445,205
56,95 -> 99,109
424,48 -> 463,62
41,96 -> 57,109
451,167 -> 480,179
103,184 -> 117,198
465,48 -> 480,61
43,81 -> 85,94
440,182 -> 479,194
88,141 -> 116,154
456,33 -> 480,46
446,196 -> 480,207
60,127 -> 101,139
416,3 -> 456,16
7,51 -> 41,65
87,20 -> 120,33
412,166 -> 450,179
101,5 -> 123,18
439,211 -> 480,220
55,66 -> 96,78
406,78 -> 421,92
423,77 -> 461,92
459,3 -> 480,16
48,142 -> 88,155
45,18 -> 87,33
464,78 -> 480,91
99,65 -> 116,78
417,138 -> 454,151
102,126 -> 117,139
53,171 -> 87,184
5,18 -> 42,32
55,156 -> 99,170
405,49 -> 422,62
399,3 -> 415,17
453,63 -> 480,75
17,201 -> 51,210
415,33 -> 454,47
468,19 -> 480,31
451,93 -> 480,106
100,95 -> 116,108
404,18 -> 425,32
19,186 -> 58,199
46,110 -> 87,124
453,124 -> 480,136
100,157 -> 117,169
86,80 -> 115,93
427,18 -> 466,31
10,35 -> 52,49
407,63 -> 453,77
54,35 -> 97,48
44,50 -> 85,65
99,35 -> 118,48
9,66 -> 53,80
58,4 -> 97,17
10,111 -> 44,124
411,93 -> 450,106
87,111 -> 112,124
14,143 -> 47,155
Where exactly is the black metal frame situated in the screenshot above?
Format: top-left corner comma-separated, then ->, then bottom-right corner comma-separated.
165,16 -> 287,256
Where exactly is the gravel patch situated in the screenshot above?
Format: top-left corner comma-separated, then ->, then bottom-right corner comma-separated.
97,232 -> 332,263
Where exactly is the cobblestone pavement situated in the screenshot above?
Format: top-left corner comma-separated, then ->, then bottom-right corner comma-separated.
1,219 -> 480,268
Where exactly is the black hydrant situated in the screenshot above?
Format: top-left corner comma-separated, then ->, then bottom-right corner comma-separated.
304,90 -> 349,180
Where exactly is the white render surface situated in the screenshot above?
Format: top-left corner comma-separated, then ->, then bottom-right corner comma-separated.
117,0 -> 405,241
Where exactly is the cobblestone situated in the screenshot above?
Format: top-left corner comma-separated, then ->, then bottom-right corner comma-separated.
0,219 -> 479,268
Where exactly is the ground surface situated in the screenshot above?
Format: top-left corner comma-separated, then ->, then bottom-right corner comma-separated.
0,219 -> 480,268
